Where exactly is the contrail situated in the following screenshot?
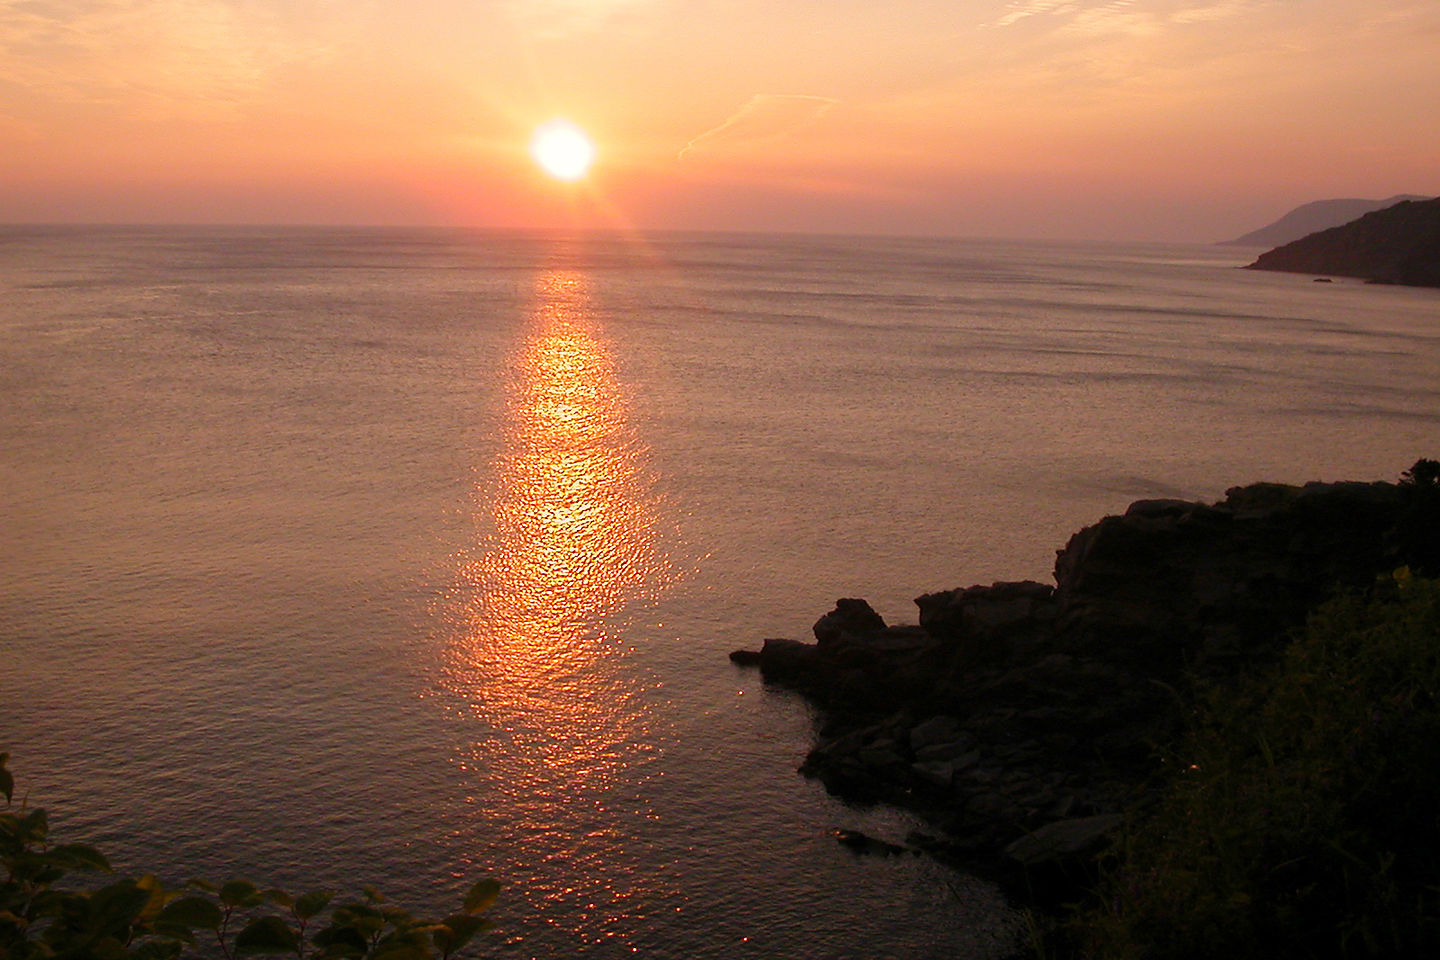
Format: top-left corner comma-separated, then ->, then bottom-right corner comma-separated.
678,94 -> 839,160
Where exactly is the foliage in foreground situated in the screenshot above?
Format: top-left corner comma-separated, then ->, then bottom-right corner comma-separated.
0,757 -> 498,960
1069,572 -> 1440,959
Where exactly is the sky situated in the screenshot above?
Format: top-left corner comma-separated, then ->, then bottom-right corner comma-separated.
1,0 -> 1437,240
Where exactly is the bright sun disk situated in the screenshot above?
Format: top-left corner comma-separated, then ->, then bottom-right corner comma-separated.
531,120 -> 595,181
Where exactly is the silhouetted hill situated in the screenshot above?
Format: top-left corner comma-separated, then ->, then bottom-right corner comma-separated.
1244,198 -> 1440,287
1221,195 -> 1429,247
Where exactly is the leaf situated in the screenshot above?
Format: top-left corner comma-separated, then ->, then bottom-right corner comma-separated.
234,915 -> 301,956
132,940 -> 185,960
91,880 -> 153,934
431,914 -> 487,958
220,879 -> 263,907
377,929 -> 431,949
27,887 -> 73,921
461,879 -> 500,916
379,904 -> 416,926
89,934 -> 132,960
264,888 -> 295,909
333,902 -> 384,934
371,942 -> 430,960
149,923 -> 200,947
9,851 -> 64,886
293,890 -> 334,921
44,843 -> 113,872
159,895 -> 224,931
18,808 -> 49,844
135,873 -> 170,923
311,923 -> 369,957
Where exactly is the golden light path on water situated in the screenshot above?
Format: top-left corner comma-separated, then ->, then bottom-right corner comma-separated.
443,267 -> 676,950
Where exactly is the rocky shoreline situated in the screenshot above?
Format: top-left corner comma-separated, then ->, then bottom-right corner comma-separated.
731,469 -> 1438,891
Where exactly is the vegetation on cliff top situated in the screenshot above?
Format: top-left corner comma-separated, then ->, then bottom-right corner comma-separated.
1061,569 -> 1440,958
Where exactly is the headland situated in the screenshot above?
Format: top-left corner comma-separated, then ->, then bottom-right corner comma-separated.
732,463 -> 1440,895
1245,197 -> 1440,287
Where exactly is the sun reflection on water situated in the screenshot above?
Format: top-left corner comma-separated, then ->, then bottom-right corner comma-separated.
443,266 -> 676,949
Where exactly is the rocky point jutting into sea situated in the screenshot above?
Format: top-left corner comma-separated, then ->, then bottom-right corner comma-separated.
732,463 -> 1440,886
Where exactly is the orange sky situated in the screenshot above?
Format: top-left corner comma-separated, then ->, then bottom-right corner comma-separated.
2,0 -> 1436,240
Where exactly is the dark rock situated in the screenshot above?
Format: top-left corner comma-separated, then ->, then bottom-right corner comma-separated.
914,743 -> 980,766
1124,498 -> 1199,519
756,638 -> 826,684
832,829 -> 908,856
1052,479 -> 1407,675
728,649 -> 762,666
1003,814 -> 1125,867
910,760 -> 958,789
915,580 -> 1058,667
813,597 -> 887,645
907,715 -> 965,754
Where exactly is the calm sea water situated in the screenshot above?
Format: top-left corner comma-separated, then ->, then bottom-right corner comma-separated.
3,226 -> 1438,959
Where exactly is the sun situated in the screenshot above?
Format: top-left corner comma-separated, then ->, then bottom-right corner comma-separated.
530,120 -> 595,181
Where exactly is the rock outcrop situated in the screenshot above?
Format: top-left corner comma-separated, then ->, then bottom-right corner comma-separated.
1245,197 -> 1440,287
732,468 -> 1440,882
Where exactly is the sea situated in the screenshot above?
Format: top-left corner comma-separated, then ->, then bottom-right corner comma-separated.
3,226 -> 1437,959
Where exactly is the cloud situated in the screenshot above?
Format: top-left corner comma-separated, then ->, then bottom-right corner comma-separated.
678,94 -> 839,160
1171,1 -> 1257,24
0,0 -> 336,118
990,0 -> 1262,33
992,1 -> 1081,28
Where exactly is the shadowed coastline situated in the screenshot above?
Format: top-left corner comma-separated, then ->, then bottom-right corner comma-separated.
731,462 -> 1440,903
1219,194 -> 1430,247
1244,197 -> 1440,287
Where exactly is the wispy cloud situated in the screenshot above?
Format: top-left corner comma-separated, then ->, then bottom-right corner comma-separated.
993,1 -> 1081,28
0,0 -> 335,118
1171,1 -> 1257,25
678,94 -> 839,160
991,0 -> 1261,33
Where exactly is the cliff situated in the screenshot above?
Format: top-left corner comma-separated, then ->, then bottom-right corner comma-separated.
731,463 -> 1440,881
1244,197 -> 1440,287
1221,195 -> 1428,247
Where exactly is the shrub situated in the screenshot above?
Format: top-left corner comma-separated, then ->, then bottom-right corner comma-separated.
1073,573 -> 1440,959
0,756 -> 499,960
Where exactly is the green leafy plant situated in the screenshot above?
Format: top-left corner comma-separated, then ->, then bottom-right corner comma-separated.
1068,573 -> 1440,959
0,756 -> 499,960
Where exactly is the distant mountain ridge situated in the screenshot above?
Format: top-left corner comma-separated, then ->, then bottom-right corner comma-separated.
1245,197 -> 1440,288
1222,195 -> 1431,247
